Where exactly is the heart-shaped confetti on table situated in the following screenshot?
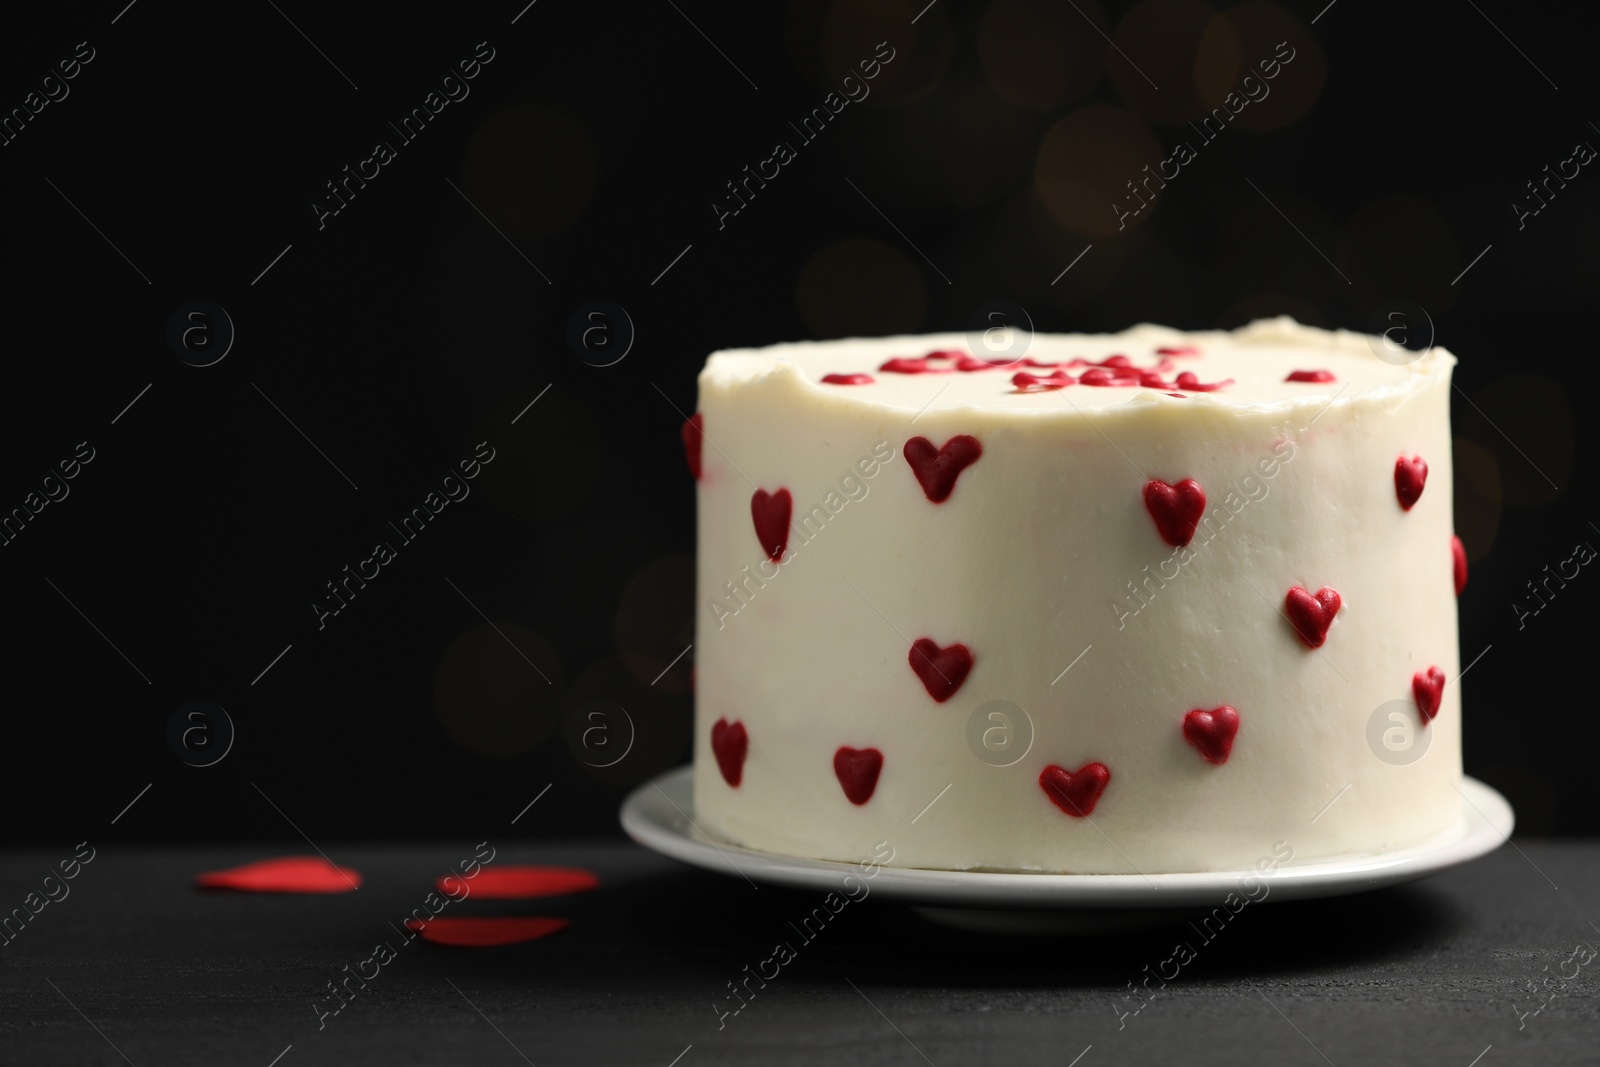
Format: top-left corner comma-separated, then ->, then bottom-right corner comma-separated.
1284,585 -> 1341,648
750,488 -> 792,562
903,435 -> 983,503
1413,666 -> 1445,724
1395,455 -> 1428,510
436,867 -> 599,900
908,638 -> 973,702
195,856 -> 362,894
1182,707 -> 1240,765
405,916 -> 568,947
711,718 -> 748,787
833,747 -> 883,805
681,414 -> 704,481
1039,763 -> 1111,818
1143,478 -> 1206,546
1451,535 -> 1468,596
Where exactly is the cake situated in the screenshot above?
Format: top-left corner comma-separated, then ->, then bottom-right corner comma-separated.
683,317 -> 1463,875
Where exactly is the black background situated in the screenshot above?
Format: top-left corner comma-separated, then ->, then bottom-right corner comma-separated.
1,0 -> 1593,846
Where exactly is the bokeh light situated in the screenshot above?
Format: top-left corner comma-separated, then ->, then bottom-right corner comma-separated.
787,0 -> 952,106
1106,0 -> 1219,125
979,0 -> 1107,112
1034,105 -> 1164,238
433,623 -> 565,757
1195,2 -> 1326,133
795,236 -> 928,337
1452,435 -> 1502,560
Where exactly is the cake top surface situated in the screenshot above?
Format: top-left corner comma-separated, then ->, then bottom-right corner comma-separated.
701,316 -> 1455,415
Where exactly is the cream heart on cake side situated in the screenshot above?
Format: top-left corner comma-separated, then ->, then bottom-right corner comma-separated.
1451,535 -> 1468,596
710,718 -> 748,787
1039,762 -> 1111,817
1143,478 -> 1206,546
749,488 -> 792,563
1395,455 -> 1428,510
1182,706 -> 1240,765
832,746 -> 883,805
903,434 -> 983,503
681,413 -> 704,480
1284,585 -> 1341,648
1412,666 -> 1445,725
907,638 -> 974,702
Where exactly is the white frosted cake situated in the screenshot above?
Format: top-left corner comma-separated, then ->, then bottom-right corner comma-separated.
683,317 -> 1464,874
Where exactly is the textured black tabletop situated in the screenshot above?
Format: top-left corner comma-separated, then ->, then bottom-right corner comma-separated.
2,838 -> 1597,1065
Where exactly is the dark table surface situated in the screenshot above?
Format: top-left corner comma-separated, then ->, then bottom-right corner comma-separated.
2,837 -> 1596,1066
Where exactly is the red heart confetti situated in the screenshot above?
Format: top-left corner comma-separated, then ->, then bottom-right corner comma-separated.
1182,707 -> 1240,765
750,488 -> 792,562
1143,478 -> 1206,547
908,638 -> 974,702
436,866 -> 599,900
195,856 -> 362,894
1012,370 -> 1074,391
1039,763 -> 1111,818
833,747 -> 884,805
711,718 -> 748,787
1451,535 -> 1468,596
904,435 -> 983,503
879,356 -> 952,374
1174,372 -> 1234,392
1413,666 -> 1445,725
1395,455 -> 1428,511
1284,586 -> 1341,648
405,916 -> 568,947
681,414 -> 704,481
1079,367 -> 1139,386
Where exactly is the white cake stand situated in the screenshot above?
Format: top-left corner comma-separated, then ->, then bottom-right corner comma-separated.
620,765 -> 1513,932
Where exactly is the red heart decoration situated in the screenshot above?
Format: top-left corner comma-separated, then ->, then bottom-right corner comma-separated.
833,747 -> 884,805
1451,535 -> 1468,596
904,435 -> 983,503
405,916 -> 568,947
1039,763 -> 1111,818
1284,585 -> 1341,648
1413,666 -> 1445,724
1395,455 -> 1428,510
1143,478 -> 1206,546
1182,707 -> 1240,765
681,414 -> 703,480
711,718 -> 748,787
908,638 -> 973,702
435,866 -> 599,900
195,856 -> 362,894
750,488 -> 792,562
